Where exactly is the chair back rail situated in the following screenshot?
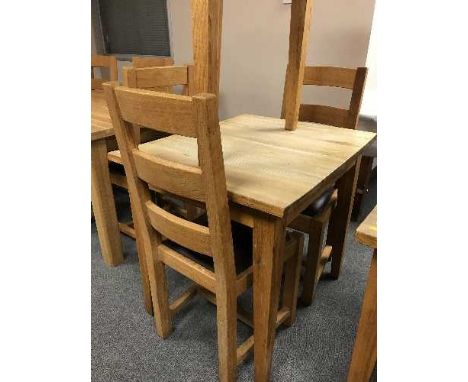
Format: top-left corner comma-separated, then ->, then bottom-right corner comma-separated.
91,55 -> 118,90
132,56 -> 174,69
133,150 -> 205,202
303,66 -> 357,89
146,201 -> 211,256
122,65 -> 195,143
297,66 -> 367,129
113,86 -> 196,137
125,66 -> 189,89
299,104 -> 348,127
124,64 -> 195,95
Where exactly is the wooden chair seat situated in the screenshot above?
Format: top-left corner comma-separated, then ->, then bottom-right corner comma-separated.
164,218 -> 253,275
302,187 -> 335,217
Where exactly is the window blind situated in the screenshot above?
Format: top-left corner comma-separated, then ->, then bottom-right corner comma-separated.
97,0 -> 171,56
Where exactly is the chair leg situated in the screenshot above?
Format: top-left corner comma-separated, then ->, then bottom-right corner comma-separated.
282,234 -> 305,326
215,288 -> 237,382
301,219 -> 327,306
352,155 -> 374,221
146,247 -> 172,338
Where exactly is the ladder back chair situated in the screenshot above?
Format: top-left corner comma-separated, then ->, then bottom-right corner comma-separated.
299,66 -> 367,130
103,83 -> 304,382
106,65 -> 200,315
91,55 -> 118,90
301,66 -> 373,220
107,64 -> 200,233
288,66 -> 368,305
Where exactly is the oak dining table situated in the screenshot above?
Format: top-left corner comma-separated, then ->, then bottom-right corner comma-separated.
108,113 -> 376,381
91,89 -> 123,266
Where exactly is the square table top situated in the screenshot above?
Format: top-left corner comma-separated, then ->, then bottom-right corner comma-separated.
113,114 -> 376,220
91,90 -> 114,141
356,206 -> 377,249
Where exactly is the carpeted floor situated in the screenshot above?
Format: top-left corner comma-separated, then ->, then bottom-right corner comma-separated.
92,176 -> 377,381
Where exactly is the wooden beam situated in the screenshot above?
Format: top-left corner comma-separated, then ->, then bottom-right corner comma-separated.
281,0 -> 314,131
170,284 -> 199,316
236,335 -> 254,366
191,0 -> 223,96
118,222 -> 136,239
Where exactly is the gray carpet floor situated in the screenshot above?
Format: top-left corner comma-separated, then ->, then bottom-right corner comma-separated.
92,177 -> 377,381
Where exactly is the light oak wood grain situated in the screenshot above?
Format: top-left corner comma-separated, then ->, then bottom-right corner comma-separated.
113,87 -> 196,138
348,249 -> 377,382
146,201 -> 211,256
287,64 -> 368,304
91,55 -> 118,90
303,66 -> 357,89
121,114 -> 375,220
132,56 -> 174,69
191,0 -> 222,95
91,91 -> 114,141
281,0 -> 314,131
91,139 -> 123,266
104,85 -> 305,382
356,206 -> 377,249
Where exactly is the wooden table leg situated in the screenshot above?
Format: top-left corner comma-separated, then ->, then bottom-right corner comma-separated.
327,157 -> 360,279
348,250 -> 377,382
91,139 -> 123,266
253,214 -> 285,382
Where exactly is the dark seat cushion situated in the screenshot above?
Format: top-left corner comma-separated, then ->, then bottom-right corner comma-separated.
164,217 -> 253,275
108,161 -> 126,176
302,187 -> 335,217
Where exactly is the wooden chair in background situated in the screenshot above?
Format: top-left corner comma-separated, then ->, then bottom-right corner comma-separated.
132,55 -> 174,69
107,64 -> 201,313
107,63 -> 200,230
287,66 -> 368,305
104,83 -> 305,381
91,55 -> 118,89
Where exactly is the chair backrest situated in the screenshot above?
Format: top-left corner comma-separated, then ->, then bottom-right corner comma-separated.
123,64 -> 195,95
103,83 -> 236,280
122,64 -> 195,143
130,56 -> 176,93
132,56 -> 174,69
299,66 -> 367,130
91,55 -> 118,90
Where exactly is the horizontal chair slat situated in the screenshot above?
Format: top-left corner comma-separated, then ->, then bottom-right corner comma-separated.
133,150 -> 205,202
133,66 -> 189,88
303,66 -> 356,89
114,86 -> 197,137
132,56 -> 174,69
158,244 -> 217,293
146,201 -> 211,256
299,104 -> 348,128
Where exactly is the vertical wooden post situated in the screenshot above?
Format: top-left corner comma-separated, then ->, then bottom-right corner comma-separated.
191,0 -> 223,96
91,139 -> 124,266
281,0 -> 314,131
347,250 -> 377,382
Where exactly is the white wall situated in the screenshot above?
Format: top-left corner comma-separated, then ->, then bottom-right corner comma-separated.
167,0 -> 376,119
